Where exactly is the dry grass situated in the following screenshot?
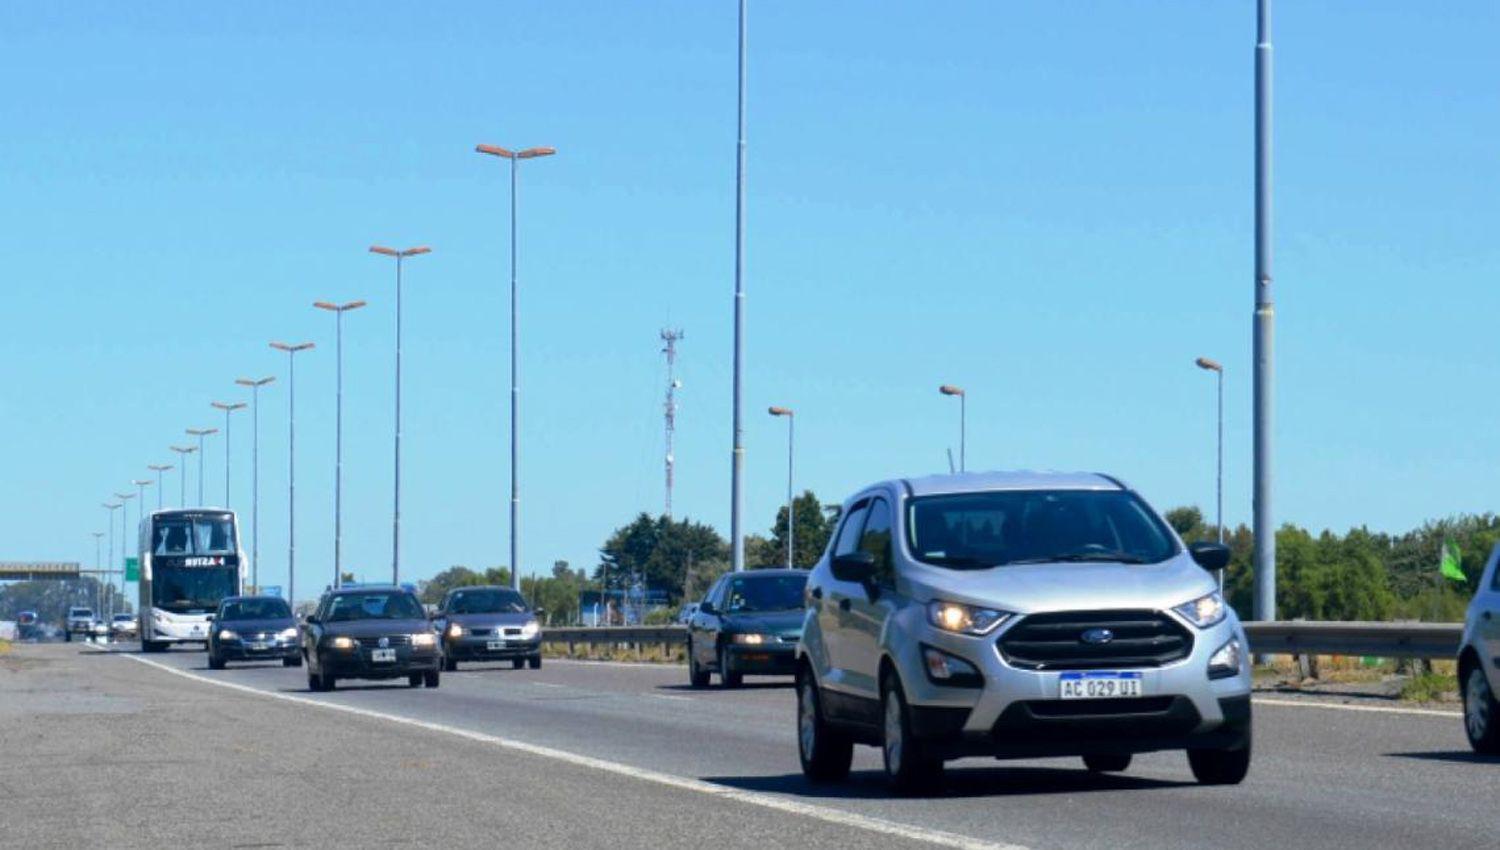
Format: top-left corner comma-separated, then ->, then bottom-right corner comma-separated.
542,641 -> 685,664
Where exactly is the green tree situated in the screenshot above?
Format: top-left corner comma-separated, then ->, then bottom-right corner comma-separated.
1164,506 -> 1207,542
417,566 -> 489,605
595,513 -> 728,603
767,490 -> 837,567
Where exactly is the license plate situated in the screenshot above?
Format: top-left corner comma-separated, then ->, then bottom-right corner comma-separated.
247,642 -> 268,651
1059,671 -> 1144,699
487,640 -> 506,650
371,648 -> 397,663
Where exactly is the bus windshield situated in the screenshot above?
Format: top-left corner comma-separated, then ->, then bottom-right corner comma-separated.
153,515 -> 237,556
153,566 -> 237,614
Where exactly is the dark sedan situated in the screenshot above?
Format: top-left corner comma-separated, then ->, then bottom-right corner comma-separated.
433,586 -> 542,671
208,596 -> 301,669
687,568 -> 808,688
301,587 -> 440,691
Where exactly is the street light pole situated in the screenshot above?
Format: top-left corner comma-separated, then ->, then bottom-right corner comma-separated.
1252,0 -> 1276,623
236,376 -> 276,593
211,402 -> 246,509
475,143 -> 555,591
186,428 -> 218,506
314,300 -> 367,587
769,407 -> 794,568
730,0 -> 748,573
939,385 -> 966,472
113,494 -> 133,618
369,246 -> 430,587
92,531 -> 105,617
169,446 -> 196,507
103,503 -> 120,619
147,464 -> 172,510
271,342 -> 315,607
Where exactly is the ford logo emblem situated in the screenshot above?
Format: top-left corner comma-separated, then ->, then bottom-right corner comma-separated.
1081,628 -> 1114,645
378,637 -> 390,648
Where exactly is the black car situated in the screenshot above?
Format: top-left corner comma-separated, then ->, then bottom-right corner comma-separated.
207,596 -> 301,669
433,585 -> 542,671
301,586 -> 440,691
686,568 -> 808,688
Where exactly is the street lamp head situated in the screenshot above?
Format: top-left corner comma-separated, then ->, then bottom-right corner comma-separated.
517,147 -> 556,159
148,464 -> 174,472
132,479 -> 152,487
315,300 -> 368,313
369,245 -> 399,257
768,406 -> 793,417
939,385 -> 965,397
400,247 -> 430,258
114,493 -> 133,501
103,502 -> 120,510
186,427 -> 219,437
476,143 -> 515,159
170,445 -> 197,456
236,376 -> 276,388
211,401 -> 247,412
1195,357 -> 1223,373
270,341 -> 315,353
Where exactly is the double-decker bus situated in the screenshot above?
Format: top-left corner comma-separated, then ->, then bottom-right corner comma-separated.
138,509 -> 244,652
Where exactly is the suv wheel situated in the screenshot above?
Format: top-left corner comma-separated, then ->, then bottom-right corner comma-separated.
528,655 -> 541,670
1187,727 -> 1251,785
207,652 -> 226,671
1463,664 -> 1500,754
797,668 -> 852,781
424,669 -> 441,688
408,673 -> 422,688
881,671 -> 942,793
687,640 -> 709,688
1082,753 -> 1132,773
444,656 -> 458,672
718,646 -> 742,688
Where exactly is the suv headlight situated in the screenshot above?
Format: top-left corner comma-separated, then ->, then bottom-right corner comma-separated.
446,623 -> 465,639
927,601 -> 1011,636
330,636 -> 356,650
1208,637 -> 1243,679
218,629 -> 240,641
411,632 -> 437,649
732,633 -> 771,645
1174,591 -> 1227,629
277,628 -> 298,641
520,620 -> 540,639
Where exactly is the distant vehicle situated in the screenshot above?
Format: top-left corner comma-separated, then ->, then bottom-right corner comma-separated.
91,620 -> 110,639
794,472 -> 1249,791
138,509 -> 246,652
64,607 -> 95,642
207,596 -> 300,670
676,603 -> 699,624
110,613 -> 138,638
301,586 -> 440,691
17,611 -> 38,640
1459,545 -> 1500,754
433,586 -> 542,671
686,569 -> 807,688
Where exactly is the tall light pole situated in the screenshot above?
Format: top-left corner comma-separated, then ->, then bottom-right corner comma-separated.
475,142 -> 556,591
113,494 -> 133,618
236,376 -> 276,593
271,342 -> 314,607
91,531 -> 105,618
147,464 -> 172,509
314,299 -> 366,587
170,446 -> 196,507
211,402 -> 246,508
129,483 -> 150,608
769,407 -> 795,568
186,427 -> 218,506
369,246 -> 430,587
729,0 -> 748,573
102,502 -> 120,619
1252,0 -> 1276,623
1196,357 -> 1226,593
939,385 -> 966,472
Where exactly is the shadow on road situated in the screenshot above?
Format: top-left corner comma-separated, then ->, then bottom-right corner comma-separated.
706,765 -> 1189,800
657,681 -> 793,693
1385,750 -> 1500,765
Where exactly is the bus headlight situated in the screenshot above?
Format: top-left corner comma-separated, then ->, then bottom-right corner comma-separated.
411,632 -> 437,649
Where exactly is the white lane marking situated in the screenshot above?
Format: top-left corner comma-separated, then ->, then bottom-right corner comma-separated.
123,654 -> 1023,850
530,682 -> 563,689
1254,697 -> 1461,718
650,693 -> 694,703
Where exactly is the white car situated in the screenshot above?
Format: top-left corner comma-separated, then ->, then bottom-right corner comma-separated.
110,614 -> 138,638
1459,546 -> 1500,753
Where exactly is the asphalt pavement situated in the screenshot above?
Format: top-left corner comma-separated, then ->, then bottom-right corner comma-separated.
2,642 -> 1494,850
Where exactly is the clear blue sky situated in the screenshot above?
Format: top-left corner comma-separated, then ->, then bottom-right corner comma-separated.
2,2 -> 1496,601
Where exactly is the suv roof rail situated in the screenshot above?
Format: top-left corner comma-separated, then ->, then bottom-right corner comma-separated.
1094,473 -> 1128,490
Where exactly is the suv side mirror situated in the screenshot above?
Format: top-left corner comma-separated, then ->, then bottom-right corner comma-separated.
1188,542 -> 1231,571
831,551 -> 878,584
304,615 -> 319,626
698,601 -> 716,616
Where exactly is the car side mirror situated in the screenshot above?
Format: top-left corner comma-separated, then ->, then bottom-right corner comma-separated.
831,551 -> 878,584
205,614 -> 215,622
699,601 -> 716,616
1188,542 -> 1231,572
304,615 -> 319,625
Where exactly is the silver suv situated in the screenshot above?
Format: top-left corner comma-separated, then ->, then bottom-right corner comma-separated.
1458,545 -> 1500,753
795,471 -> 1251,791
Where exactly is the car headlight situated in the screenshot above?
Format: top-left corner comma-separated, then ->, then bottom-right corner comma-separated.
1208,637 -> 1243,679
921,645 -> 984,688
1174,591 -> 1227,629
446,623 -> 464,639
732,633 -> 771,645
277,628 -> 298,641
411,632 -> 437,649
218,629 -> 240,641
330,636 -> 356,650
520,620 -> 540,639
927,601 -> 1011,635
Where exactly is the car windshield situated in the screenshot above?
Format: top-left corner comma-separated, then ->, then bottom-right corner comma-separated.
113,615 -> 133,622
907,489 -> 1178,569
153,515 -> 237,555
723,574 -> 807,613
447,588 -> 527,615
327,593 -> 425,622
220,598 -> 292,621
70,608 -> 93,617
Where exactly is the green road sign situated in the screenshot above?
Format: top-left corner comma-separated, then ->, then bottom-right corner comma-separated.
124,557 -> 139,582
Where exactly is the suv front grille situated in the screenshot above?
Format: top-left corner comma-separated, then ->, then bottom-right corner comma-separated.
998,610 -> 1192,670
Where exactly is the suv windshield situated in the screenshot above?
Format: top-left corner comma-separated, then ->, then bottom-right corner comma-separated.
907,489 -> 1178,569
327,593 -> 424,622
70,608 -> 93,618
220,598 -> 292,621
448,588 -> 528,615
723,574 -> 808,613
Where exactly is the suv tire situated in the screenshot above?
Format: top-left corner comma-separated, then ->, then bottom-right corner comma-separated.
797,668 -> 853,781
1187,728 -> 1251,785
208,653 -> 226,671
718,645 -> 742,688
1463,664 -> 1500,754
881,671 -> 943,793
424,669 -> 441,688
1083,753 -> 1132,773
687,640 -> 710,688
528,655 -> 542,670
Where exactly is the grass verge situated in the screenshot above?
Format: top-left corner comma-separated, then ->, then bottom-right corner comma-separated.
542,641 -> 685,664
1399,671 -> 1459,703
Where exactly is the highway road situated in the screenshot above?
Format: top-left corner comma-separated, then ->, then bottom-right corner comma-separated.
2,642 -> 1494,850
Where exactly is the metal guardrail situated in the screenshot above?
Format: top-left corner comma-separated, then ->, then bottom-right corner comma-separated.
543,621 -> 1466,661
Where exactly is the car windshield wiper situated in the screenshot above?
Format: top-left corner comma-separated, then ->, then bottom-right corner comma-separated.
1004,552 -> 1152,565
920,555 -> 999,569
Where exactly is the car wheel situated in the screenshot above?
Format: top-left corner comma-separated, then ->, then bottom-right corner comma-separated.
797,667 -> 853,782
1187,727 -> 1251,785
512,658 -> 525,670
1083,753 -> 1132,773
881,670 -> 942,794
424,669 -> 441,688
1463,664 -> 1500,754
718,646 -> 742,688
208,652 -> 225,671
65,631 -> 72,643
687,640 -> 710,688
444,656 -> 457,672
528,655 -> 541,670
408,673 -> 422,688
